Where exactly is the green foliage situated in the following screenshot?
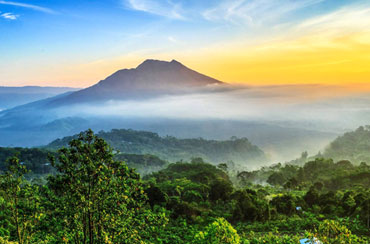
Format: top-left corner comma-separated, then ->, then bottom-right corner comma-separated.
0,129 -> 370,243
147,159 -> 230,185
241,158 -> 370,191
267,172 -> 286,186
0,148 -> 53,175
115,153 -> 168,175
0,236 -> 17,244
242,231 -> 301,244
145,158 -> 369,241
271,194 -> 296,216
46,129 -> 167,243
0,157 -> 43,244
236,214 -> 321,234
323,125 -> 370,163
194,218 -> 240,244
230,189 -> 270,222
308,220 -> 366,243
46,128 -> 267,166
145,160 -> 235,220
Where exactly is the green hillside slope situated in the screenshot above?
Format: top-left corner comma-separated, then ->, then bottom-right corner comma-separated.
46,129 -> 268,167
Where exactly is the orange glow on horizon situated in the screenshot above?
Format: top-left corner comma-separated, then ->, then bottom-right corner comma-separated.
183,31 -> 370,88
3,31 -> 370,95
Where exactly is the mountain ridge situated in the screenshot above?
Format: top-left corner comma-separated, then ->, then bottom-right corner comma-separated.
0,86 -> 78,110
45,128 -> 267,166
47,59 -> 224,106
322,125 -> 370,163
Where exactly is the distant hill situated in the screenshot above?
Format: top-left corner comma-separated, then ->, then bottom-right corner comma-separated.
0,60 -> 337,162
115,153 -> 168,175
0,86 -> 78,110
0,147 -> 54,175
323,126 -> 370,163
0,59 -> 228,145
46,129 -> 268,166
146,160 -> 230,184
0,59 -> 225,119
48,59 -> 224,106
0,146 -> 167,176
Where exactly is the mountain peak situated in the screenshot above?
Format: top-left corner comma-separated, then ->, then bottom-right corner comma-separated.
48,59 -> 224,106
170,59 -> 181,64
136,59 -> 184,70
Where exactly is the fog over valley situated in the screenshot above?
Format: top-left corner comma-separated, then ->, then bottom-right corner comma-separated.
2,1 -> 370,242
0,60 -> 369,164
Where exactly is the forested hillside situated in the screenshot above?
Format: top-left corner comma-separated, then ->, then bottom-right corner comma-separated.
234,158 -> 370,191
0,130 -> 368,243
0,147 -> 54,175
323,125 -> 370,163
0,147 -> 167,176
46,129 -> 268,167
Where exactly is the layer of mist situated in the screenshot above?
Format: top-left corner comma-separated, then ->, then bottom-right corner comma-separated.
0,86 -> 78,110
2,83 -> 369,164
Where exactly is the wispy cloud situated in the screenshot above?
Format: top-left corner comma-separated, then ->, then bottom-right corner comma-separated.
0,11 -> 18,20
0,0 -> 56,14
125,0 -> 185,20
295,6 -> 370,34
203,0 -> 324,27
168,36 -> 178,43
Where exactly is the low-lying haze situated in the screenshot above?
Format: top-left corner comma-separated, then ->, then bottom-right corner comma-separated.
2,82 -> 369,163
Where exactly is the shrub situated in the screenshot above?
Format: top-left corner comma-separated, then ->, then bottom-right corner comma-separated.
194,218 -> 240,244
309,220 -> 365,243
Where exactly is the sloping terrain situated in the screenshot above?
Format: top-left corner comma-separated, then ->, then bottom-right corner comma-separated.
46,128 -> 268,166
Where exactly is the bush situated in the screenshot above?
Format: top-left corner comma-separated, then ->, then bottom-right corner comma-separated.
194,218 -> 240,244
309,220 -> 365,243
242,231 -> 301,244
0,237 -> 17,244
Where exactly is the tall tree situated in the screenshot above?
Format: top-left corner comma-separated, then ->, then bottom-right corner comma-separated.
0,157 -> 42,244
47,129 -> 167,244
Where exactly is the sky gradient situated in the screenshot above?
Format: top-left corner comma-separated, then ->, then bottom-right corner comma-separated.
1,0 -> 370,88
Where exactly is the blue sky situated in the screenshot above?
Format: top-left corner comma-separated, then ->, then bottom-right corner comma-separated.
0,0 -> 369,87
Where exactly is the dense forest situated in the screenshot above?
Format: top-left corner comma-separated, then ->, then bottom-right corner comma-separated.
0,147 -> 167,176
0,147 -> 54,175
323,126 -> 370,163
0,130 -> 369,243
236,158 -> 370,191
46,129 -> 267,167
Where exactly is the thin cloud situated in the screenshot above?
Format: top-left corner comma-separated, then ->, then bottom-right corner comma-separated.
125,0 -> 185,20
1,12 -> 18,20
168,36 -> 177,43
0,0 -> 56,14
203,0 -> 324,27
295,6 -> 370,34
